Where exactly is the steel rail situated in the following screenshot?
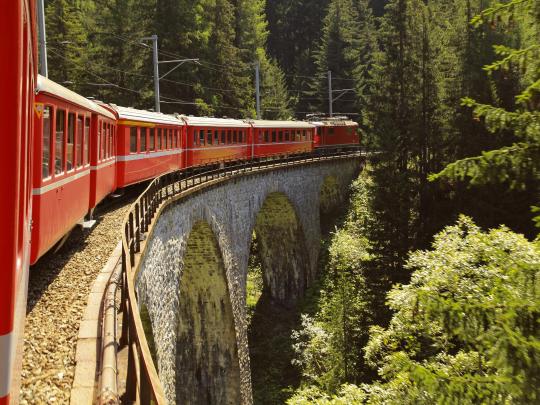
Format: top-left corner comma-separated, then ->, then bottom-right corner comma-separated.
116,146 -> 363,403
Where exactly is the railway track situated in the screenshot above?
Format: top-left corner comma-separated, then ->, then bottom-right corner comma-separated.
19,186 -> 143,404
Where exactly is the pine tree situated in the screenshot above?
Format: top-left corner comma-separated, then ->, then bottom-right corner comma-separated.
45,0 -> 94,93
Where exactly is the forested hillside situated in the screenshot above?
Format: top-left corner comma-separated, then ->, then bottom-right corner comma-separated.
43,0 -> 539,403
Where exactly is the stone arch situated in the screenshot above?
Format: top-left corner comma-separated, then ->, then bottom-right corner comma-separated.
175,221 -> 241,405
252,192 -> 310,308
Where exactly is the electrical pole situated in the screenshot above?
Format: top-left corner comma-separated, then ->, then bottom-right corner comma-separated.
141,35 -> 160,112
37,0 -> 48,77
141,35 -> 199,113
328,70 -> 354,117
328,71 -> 333,117
255,60 -> 261,119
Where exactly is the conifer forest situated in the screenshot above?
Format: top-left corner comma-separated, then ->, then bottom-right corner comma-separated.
44,0 -> 539,403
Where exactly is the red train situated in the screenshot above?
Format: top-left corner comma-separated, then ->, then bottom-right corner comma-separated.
29,82 -> 361,268
1,1 -> 37,404
2,1 -> 360,400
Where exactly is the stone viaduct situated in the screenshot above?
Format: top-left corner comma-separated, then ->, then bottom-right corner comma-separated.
134,157 -> 362,404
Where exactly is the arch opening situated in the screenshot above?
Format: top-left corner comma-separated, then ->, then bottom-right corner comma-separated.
247,192 -> 310,404
175,221 -> 241,405
319,175 -> 346,233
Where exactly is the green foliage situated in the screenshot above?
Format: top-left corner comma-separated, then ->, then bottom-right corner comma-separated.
431,0 -> 540,193
362,216 -> 540,404
292,172 -> 375,392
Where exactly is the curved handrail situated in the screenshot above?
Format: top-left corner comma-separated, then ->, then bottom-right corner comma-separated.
117,146 -> 363,403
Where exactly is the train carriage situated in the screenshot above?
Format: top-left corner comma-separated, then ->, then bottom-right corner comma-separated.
89,107 -> 118,213
249,120 -> 315,158
182,116 -> 251,167
0,1 -> 37,404
31,76 -> 116,264
112,106 -> 183,188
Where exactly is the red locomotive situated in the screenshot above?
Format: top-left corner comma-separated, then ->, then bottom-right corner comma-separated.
309,116 -> 360,148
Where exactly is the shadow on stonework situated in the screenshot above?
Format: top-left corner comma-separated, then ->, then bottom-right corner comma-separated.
175,221 -> 241,405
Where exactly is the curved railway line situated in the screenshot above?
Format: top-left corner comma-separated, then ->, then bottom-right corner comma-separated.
19,189 -> 141,404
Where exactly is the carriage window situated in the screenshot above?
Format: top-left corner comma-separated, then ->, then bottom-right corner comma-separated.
42,106 -> 52,178
227,130 -> 231,143
156,128 -> 161,150
220,130 -> 225,144
67,113 -> 75,170
164,129 -> 168,149
278,131 -> 283,142
207,129 -> 212,145
264,130 -> 269,143
284,131 -> 289,141
105,124 -> 109,158
101,122 -> 106,159
84,118 -> 90,165
55,109 -> 65,174
149,128 -> 155,150
109,124 -> 113,157
302,130 -> 306,140
76,116 -> 83,167
168,130 -> 173,149
130,127 -> 137,153
140,127 -> 147,152
271,130 -> 276,143
199,129 -> 205,145
214,129 -> 219,145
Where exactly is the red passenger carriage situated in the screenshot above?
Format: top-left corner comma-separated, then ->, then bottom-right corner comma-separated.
249,120 -> 315,158
182,116 -> 251,167
112,106 -> 183,188
1,1 -> 37,404
31,76 -> 117,264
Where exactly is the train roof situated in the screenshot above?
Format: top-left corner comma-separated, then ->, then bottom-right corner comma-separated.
247,120 -> 315,129
180,116 -> 250,128
108,105 -> 181,126
308,118 -> 358,127
36,75 -> 116,120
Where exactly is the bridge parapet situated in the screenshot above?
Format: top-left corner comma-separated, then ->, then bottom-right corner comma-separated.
112,148 -> 363,404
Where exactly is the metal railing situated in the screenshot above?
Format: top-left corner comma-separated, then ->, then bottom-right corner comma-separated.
116,146 -> 363,403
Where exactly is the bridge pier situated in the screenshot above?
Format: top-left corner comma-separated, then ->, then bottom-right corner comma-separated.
134,158 -> 361,403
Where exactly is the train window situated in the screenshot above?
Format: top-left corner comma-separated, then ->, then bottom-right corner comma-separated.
264,130 -> 269,143
233,130 -> 238,143
241,131 -> 245,143
221,130 -> 226,144
84,118 -> 90,164
285,131 -> 289,141
109,124 -> 113,157
67,113 -> 75,170
42,106 -> 52,178
164,129 -> 168,149
214,129 -> 219,145
55,110 -> 65,174
206,129 -> 212,145
99,122 -> 107,160
328,127 -> 335,135
157,128 -> 162,150
198,129 -> 204,145
105,124 -> 110,158
302,130 -> 307,140
130,127 -> 137,153
149,128 -> 155,150
226,130 -> 231,144
140,127 -> 147,152
169,130 -> 173,149
278,131 -> 283,142
317,127 -> 322,136
76,116 -> 83,167
271,131 -> 276,143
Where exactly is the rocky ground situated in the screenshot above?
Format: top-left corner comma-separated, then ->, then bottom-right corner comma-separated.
19,190 -> 140,404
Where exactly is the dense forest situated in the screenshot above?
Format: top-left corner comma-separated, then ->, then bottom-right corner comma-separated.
43,0 -> 539,403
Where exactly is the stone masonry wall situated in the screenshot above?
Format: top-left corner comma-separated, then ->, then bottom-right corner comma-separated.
135,158 -> 361,404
